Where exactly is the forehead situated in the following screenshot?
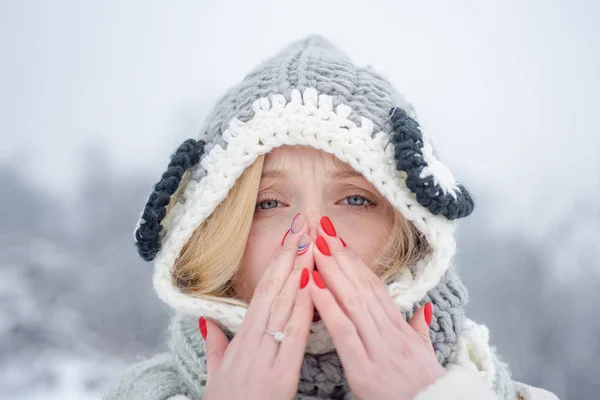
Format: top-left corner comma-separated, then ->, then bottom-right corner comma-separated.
263,145 -> 353,172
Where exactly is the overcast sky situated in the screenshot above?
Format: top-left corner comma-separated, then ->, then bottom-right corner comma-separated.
1,0 -> 598,233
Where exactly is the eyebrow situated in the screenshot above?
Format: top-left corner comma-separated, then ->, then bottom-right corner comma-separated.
261,169 -> 364,180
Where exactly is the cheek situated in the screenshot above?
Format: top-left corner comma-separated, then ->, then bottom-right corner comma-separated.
238,223 -> 286,295
333,213 -> 394,268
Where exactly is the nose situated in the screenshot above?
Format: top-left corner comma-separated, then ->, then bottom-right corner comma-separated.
302,206 -> 324,242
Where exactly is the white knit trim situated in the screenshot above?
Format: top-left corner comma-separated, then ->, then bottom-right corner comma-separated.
413,368 -> 497,400
446,318 -> 496,387
514,381 -> 560,400
152,87 -> 458,354
419,130 -> 459,198
447,319 -> 562,399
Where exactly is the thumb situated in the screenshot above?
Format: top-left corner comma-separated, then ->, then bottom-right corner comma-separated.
408,302 -> 434,350
200,317 -> 229,382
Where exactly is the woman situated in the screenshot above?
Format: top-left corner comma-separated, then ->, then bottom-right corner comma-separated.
105,35 -> 559,399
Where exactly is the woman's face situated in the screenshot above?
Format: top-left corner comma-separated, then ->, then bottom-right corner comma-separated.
234,145 -> 395,302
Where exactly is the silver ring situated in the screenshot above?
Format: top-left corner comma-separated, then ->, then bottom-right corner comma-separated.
265,328 -> 285,342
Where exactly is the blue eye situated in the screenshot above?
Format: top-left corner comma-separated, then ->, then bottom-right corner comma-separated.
341,195 -> 376,208
256,194 -> 376,213
256,197 -> 282,210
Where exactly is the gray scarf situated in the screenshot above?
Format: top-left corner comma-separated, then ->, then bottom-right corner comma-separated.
162,269 -> 514,400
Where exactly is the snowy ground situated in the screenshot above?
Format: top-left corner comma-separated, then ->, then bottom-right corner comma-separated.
1,352 -> 126,400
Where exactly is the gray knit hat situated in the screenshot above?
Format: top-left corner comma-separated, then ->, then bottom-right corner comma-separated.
134,35 -> 475,354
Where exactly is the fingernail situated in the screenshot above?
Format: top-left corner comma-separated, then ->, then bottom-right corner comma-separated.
199,317 -> 207,340
340,237 -> 347,247
312,270 -> 326,289
424,302 -> 433,327
300,268 -> 309,289
320,216 -> 337,237
316,236 -> 331,256
281,229 -> 290,245
290,213 -> 306,234
297,233 -> 309,256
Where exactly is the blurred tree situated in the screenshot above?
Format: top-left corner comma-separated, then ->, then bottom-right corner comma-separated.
456,189 -> 600,399
2,150 -> 597,399
71,144 -> 170,357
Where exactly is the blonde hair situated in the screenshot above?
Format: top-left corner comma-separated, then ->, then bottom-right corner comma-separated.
172,154 -> 429,307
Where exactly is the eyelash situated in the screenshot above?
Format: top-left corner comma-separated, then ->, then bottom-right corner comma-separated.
255,194 -> 377,212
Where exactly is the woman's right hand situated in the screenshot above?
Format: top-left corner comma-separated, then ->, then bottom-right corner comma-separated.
201,214 -> 314,400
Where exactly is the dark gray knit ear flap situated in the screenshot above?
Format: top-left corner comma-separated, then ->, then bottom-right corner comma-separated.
135,139 -> 206,261
389,108 -> 474,220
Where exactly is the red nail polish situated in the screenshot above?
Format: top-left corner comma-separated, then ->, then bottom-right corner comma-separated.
312,270 -> 326,289
300,268 -> 309,288
320,216 -> 337,237
424,302 -> 433,327
199,317 -> 207,340
316,236 -> 331,256
281,229 -> 290,246
340,237 -> 347,247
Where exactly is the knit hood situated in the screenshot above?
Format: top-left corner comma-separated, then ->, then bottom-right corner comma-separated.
134,35 -> 475,355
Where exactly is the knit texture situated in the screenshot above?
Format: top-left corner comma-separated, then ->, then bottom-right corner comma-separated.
121,34 -> 518,399
104,268 -> 514,400
135,139 -> 206,261
136,37 -> 473,321
103,353 -> 191,400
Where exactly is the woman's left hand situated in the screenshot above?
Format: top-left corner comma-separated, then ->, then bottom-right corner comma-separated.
307,217 -> 446,400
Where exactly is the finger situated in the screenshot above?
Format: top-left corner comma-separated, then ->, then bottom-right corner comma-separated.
260,239 -> 312,361
408,303 -> 435,351
317,218 -> 398,338
331,229 -> 410,334
241,213 -> 308,341
369,271 -> 412,332
203,318 -> 230,382
307,270 -> 370,374
274,266 -> 314,371
313,233 -> 382,355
